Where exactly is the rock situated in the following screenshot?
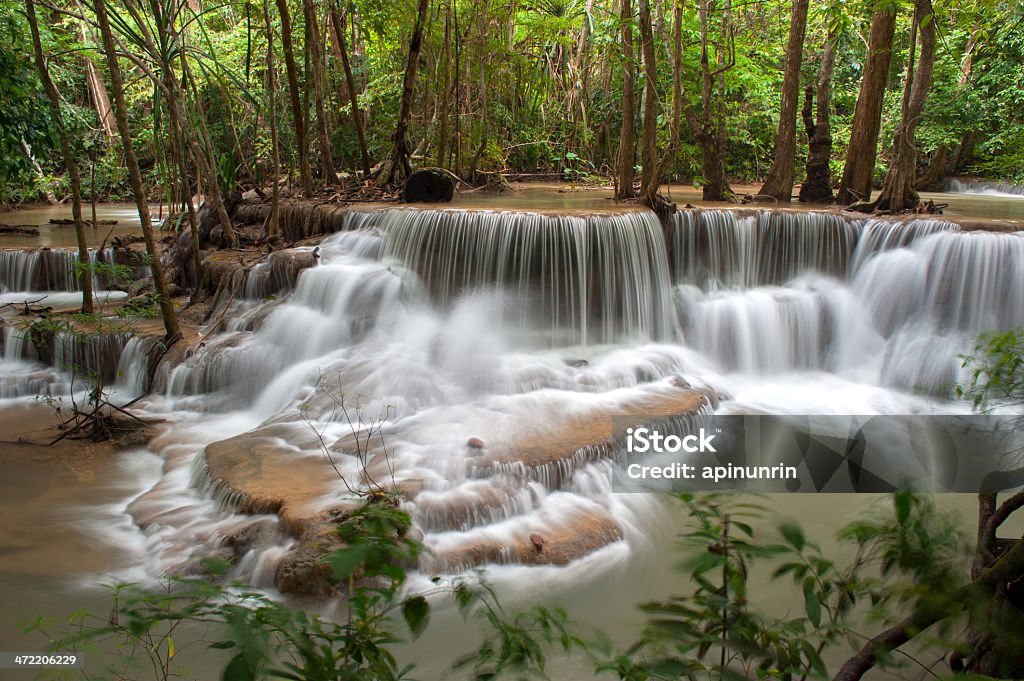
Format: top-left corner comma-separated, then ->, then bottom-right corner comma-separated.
402,169 -> 454,203
564,358 -> 589,368
670,375 -> 691,390
128,275 -> 155,297
467,437 -> 485,449
0,225 -> 40,236
530,533 -> 545,553
275,544 -> 336,596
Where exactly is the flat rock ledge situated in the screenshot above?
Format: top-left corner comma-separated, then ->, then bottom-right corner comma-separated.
198,385 -> 709,594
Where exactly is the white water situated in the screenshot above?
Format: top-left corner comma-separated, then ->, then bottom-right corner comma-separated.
2,207 -> 1021,591
948,178 -> 1024,198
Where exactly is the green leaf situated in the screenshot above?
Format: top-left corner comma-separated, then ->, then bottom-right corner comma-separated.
779,521 -> 805,551
222,652 -> 255,681
326,544 -> 372,580
894,493 -> 913,526
803,577 -> 821,628
401,595 -> 430,639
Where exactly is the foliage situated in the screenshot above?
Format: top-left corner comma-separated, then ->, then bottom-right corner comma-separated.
958,327 -> 1024,409
25,490 -> 994,680
1,0 -> 1021,204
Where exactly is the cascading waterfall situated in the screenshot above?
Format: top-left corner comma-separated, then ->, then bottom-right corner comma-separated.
669,211 -> 1015,392
382,208 -> 678,344
0,322 -> 136,400
948,178 -> 1024,197
0,247 -> 143,294
20,205 -> 1022,587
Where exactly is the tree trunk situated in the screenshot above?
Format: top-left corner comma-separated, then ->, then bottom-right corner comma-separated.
275,0 -> 312,197
837,3 -> 897,205
868,0 -> 936,212
615,0 -> 637,200
93,0 -> 180,341
84,48 -> 115,142
917,144 -> 948,192
303,0 -> 335,183
638,0 -> 659,205
328,0 -> 371,176
798,28 -> 838,203
436,0 -> 452,168
759,0 -> 809,202
378,0 -> 431,186
264,0 -> 282,244
683,0 -> 733,201
646,0 -> 683,202
26,0 -> 94,314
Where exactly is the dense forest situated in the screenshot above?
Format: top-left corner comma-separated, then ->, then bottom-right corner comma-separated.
0,0 -> 1022,211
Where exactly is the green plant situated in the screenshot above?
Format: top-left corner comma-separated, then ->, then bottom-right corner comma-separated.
959,328 -> 1024,409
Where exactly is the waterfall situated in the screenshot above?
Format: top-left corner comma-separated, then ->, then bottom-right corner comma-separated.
44,205 -> 1023,583
670,209 -> 1021,393
948,178 -> 1024,197
669,210 -> 957,288
0,247 -> 142,293
671,210 -> 860,288
382,208 -> 678,344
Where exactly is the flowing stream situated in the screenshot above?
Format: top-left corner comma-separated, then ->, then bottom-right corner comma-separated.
2,201 -> 1024,677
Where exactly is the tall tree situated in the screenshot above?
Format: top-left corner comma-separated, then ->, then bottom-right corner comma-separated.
264,0 -> 282,244
275,0 -> 313,197
26,0 -> 93,314
837,0 -> 897,205
92,0 -> 181,341
637,0 -> 659,204
863,0 -> 937,212
799,20 -> 840,203
683,0 -> 734,201
303,0 -> 335,183
759,0 -> 809,202
328,0 -> 371,176
378,0 -> 431,186
614,0 -> 637,200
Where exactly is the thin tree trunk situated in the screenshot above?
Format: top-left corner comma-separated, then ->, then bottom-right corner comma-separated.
615,0 -> 636,200
71,0 -> 115,142
799,27 -> 838,203
140,0 -> 205,275
303,0 -> 335,183
93,0 -> 180,340
378,0 -> 431,186
638,0 -> 658,204
275,0 -> 312,197
180,58 -> 240,247
760,0 -> 809,202
328,0 -> 371,176
868,0 -> 936,212
26,0 -> 94,314
119,0 -> 238,249
264,0 -> 282,243
917,144 -> 948,191
84,51 -> 115,141
837,3 -> 897,205
436,0 -> 452,168
683,0 -> 733,201
652,0 -> 683,184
